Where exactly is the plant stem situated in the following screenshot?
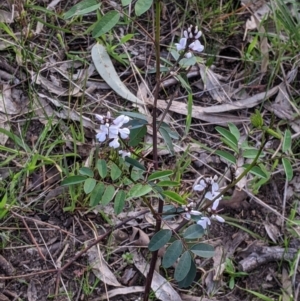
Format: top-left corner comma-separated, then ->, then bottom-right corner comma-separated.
143,1 -> 162,300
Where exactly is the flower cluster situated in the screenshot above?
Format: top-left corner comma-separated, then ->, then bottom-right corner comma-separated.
175,25 -> 204,58
95,112 -> 130,149
183,176 -> 225,229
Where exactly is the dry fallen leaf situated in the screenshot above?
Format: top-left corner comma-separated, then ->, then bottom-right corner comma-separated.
133,250 -> 182,301
199,64 -> 231,103
264,221 -> 280,243
86,244 -> 121,287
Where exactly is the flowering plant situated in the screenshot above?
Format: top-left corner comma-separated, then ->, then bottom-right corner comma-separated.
175,25 -> 204,58
95,112 -> 130,149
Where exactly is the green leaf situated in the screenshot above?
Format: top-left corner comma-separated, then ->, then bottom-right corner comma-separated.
242,149 -> 265,159
174,251 -> 191,282
0,128 -> 31,152
125,157 -> 145,171
148,170 -> 173,182
63,0 -> 100,19
126,118 -> 148,129
127,184 -> 152,198
97,159 -> 107,178
183,224 -> 204,239
61,175 -> 86,186
84,178 -> 96,194
265,127 -> 282,139
135,0 -> 153,16
90,182 -> 105,206
162,240 -> 183,268
228,123 -> 240,141
244,165 -> 268,179
216,150 -> 236,164
79,167 -> 94,177
159,127 -> 174,155
129,125 -> 147,146
159,122 -> 179,140
243,289 -> 274,301
177,260 -> 196,288
215,126 -> 238,153
282,158 -> 293,181
110,163 -> 122,181
156,180 -> 180,187
163,191 -> 186,205
190,243 -> 215,258
148,229 -> 172,252
114,190 -> 126,215
92,11 -> 120,38
185,93 -> 193,135
101,185 -> 115,205
0,192 -> 8,219
119,111 -> 147,121
282,129 -> 292,153
121,0 -> 132,6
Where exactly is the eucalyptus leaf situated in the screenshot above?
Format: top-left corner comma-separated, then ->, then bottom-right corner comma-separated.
91,44 -> 143,104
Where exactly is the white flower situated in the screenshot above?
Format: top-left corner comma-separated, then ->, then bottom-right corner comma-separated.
185,209 -> 202,220
189,40 -> 204,53
119,150 -> 131,159
205,182 -> 222,202
193,179 -> 207,192
96,124 -> 109,142
212,198 -> 220,211
108,124 -> 119,139
95,113 -> 131,148
118,127 -> 130,139
185,52 -> 192,58
211,214 -> 225,223
96,112 -> 111,124
109,138 -> 120,149
197,217 -> 211,229
113,115 -> 129,127
175,38 -> 187,51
